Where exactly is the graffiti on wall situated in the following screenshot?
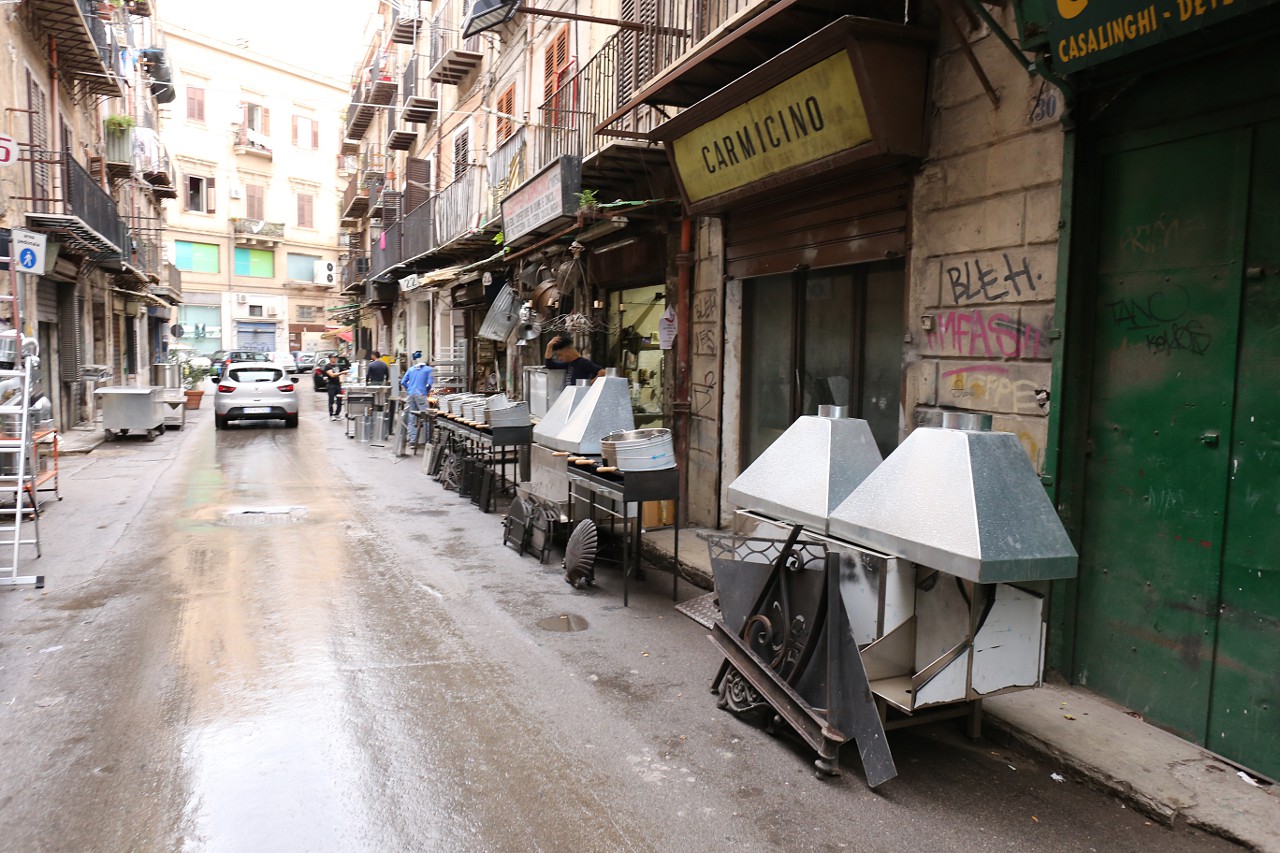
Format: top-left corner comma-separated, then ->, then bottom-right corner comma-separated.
924,309 -> 1048,359
691,290 -> 720,417
1106,284 -> 1211,356
947,253 -> 1043,303
941,363 -> 1049,414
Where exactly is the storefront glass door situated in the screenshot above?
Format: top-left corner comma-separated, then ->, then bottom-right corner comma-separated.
741,261 -> 904,467
608,285 -> 668,428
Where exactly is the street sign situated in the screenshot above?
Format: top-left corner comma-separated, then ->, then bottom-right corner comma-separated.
12,229 -> 46,274
0,133 -> 16,167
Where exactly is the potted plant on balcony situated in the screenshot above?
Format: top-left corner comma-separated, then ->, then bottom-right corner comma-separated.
104,114 -> 136,164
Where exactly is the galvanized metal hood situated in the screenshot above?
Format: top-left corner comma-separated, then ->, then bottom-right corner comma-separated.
538,375 -> 635,454
828,427 -> 1078,583
727,413 -> 882,535
533,382 -> 585,447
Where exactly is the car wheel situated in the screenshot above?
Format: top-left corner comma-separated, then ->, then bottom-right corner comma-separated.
285,414 -> 298,428
215,413 -> 228,430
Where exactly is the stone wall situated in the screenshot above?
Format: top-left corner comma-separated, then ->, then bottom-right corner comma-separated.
687,216 -> 725,528
906,8 -> 1066,471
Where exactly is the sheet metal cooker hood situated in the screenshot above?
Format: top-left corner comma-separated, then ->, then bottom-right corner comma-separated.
828,421 -> 1078,583
533,380 -> 587,447
537,374 -> 635,454
727,409 -> 882,534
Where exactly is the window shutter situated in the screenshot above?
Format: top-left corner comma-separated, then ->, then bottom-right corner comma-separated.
453,129 -> 469,179
292,115 -> 299,146
206,176 -> 216,214
247,184 -> 263,220
262,108 -> 270,135
405,157 -> 431,212
182,173 -> 191,211
543,41 -> 556,102
311,119 -> 319,149
497,84 -> 515,143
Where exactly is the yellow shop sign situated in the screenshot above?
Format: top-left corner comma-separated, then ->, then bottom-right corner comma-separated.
671,53 -> 871,203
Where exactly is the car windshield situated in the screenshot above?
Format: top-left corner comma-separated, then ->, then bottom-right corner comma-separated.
228,367 -> 284,383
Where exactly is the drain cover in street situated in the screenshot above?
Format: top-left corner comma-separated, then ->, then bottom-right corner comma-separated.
537,613 -> 589,632
675,592 -> 721,629
222,506 -> 309,526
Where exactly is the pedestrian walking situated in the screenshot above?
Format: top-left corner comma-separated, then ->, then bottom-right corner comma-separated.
400,357 -> 434,447
325,355 -> 348,420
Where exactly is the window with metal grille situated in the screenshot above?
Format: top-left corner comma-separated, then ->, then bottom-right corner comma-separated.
246,183 -> 265,220
496,83 -> 516,144
187,85 -> 205,122
453,128 -> 470,180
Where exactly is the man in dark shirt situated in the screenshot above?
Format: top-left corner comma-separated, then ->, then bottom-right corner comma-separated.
366,351 -> 390,385
544,335 -> 605,388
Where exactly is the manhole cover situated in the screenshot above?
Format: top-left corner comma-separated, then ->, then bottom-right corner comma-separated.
537,613 -> 590,632
221,506 -> 308,526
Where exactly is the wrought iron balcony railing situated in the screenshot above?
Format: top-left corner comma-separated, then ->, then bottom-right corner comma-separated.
230,218 -> 285,239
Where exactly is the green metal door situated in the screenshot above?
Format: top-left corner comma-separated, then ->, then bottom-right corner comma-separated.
1211,119 -> 1280,771
1074,129 -> 1246,742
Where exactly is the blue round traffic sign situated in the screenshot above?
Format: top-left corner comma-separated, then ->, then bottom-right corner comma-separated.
18,248 -> 36,270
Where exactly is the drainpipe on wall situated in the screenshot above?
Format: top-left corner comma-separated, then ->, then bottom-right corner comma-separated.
673,217 -> 693,524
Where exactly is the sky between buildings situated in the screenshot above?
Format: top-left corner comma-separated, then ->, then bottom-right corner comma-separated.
162,0 -> 377,81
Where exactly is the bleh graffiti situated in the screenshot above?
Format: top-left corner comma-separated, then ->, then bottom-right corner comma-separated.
925,309 -> 1046,359
947,253 -> 1042,303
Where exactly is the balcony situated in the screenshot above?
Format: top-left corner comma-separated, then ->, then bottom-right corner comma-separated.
390,0 -> 424,45
427,27 -> 482,86
25,0 -> 126,97
530,32 -> 672,192
104,126 -> 134,180
231,218 -> 285,247
400,54 -> 440,126
487,127 -> 528,224
369,222 -> 402,281
24,149 -> 125,256
340,254 -> 368,295
386,107 -> 417,152
233,127 -> 272,160
150,262 -> 182,305
400,195 -> 435,264
433,168 -> 495,257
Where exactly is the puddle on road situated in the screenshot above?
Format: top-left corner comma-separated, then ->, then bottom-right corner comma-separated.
220,506 -> 309,526
536,613 -> 590,633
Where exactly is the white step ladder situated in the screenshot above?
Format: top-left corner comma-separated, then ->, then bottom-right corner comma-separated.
0,361 -> 43,588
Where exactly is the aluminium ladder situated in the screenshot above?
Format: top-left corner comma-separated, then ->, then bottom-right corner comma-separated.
0,359 -> 43,588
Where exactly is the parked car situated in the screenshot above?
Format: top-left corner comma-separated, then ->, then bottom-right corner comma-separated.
266,351 -> 299,373
211,350 -> 270,380
214,362 -> 299,429
312,356 -> 351,391
296,352 -> 318,370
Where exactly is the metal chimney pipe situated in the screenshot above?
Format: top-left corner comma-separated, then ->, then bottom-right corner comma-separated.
817,405 -> 849,419
940,411 -> 993,431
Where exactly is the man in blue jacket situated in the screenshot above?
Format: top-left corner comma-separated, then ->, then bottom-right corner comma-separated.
400,357 -> 434,447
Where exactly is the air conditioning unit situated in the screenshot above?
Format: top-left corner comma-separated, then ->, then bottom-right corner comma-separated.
313,260 -> 337,285
236,293 -> 248,303
267,307 -> 278,317
229,186 -> 243,199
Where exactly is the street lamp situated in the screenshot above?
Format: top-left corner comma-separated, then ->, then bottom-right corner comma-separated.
462,0 -> 519,38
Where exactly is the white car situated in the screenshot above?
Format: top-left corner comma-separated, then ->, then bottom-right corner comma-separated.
214,362 -> 299,429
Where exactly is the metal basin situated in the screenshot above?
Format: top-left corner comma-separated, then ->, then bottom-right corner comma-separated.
601,428 -> 675,471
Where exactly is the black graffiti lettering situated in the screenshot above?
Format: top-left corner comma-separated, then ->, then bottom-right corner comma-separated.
693,292 -> 718,321
1002,254 -> 1037,297
1145,319 -> 1211,356
1108,286 -> 1190,330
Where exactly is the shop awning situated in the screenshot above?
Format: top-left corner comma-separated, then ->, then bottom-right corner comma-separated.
321,329 -> 354,342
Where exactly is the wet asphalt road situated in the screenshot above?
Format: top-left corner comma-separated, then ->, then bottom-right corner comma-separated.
0,389 -> 1244,852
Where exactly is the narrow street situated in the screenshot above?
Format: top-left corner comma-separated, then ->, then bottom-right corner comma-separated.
0,393 -> 1241,852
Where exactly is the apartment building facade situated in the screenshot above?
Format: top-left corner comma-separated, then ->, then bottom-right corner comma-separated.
1,0 -> 180,429
163,22 -> 351,358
